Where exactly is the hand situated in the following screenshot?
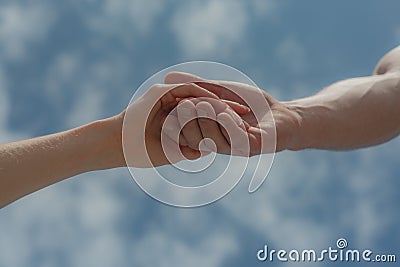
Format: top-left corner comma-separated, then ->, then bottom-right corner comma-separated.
122,82 -> 221,167
164,72 -> 303,155
161,96 -> 251,155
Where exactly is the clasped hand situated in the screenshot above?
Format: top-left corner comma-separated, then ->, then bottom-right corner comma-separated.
123,72 -> 301,167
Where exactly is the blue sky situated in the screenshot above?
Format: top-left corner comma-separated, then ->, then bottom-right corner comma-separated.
0,0 -> 399,266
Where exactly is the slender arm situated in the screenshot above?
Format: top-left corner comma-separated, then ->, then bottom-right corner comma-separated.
0,83 -> 221,208
0,115 -> 125,208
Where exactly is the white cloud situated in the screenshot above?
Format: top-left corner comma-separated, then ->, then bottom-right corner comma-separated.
0,3 -> 55,60
217,137 -> 400,254
44,52 -> 128,127
346,139 -> 400,247
170,0 -> 248,58
105,0 -> 163,34
0,66 -> 25,142
1,2 -> 399,266
0,170 -> 130,267
0,67 -> 9,129
73,231 -> 126,267
44,52 -> 105,127
249,0 -> 278,19
85,0 -> 164,38
44,52 -> 82,105
219,152 -> 335,251
66,85 -> 105,127
276,36 -> 308,74
63,57 -> 129,127
131,227 -> 238,267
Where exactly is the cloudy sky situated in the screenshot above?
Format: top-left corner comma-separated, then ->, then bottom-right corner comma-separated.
0,0 -> 399,266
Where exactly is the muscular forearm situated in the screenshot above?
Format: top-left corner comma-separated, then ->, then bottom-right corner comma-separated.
0,115 -> 125,208
285,72 -> 400,150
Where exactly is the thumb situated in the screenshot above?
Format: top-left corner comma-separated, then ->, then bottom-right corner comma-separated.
164,71 -> 205,84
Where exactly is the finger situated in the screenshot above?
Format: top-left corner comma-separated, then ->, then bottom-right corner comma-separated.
161,132 -> 199,163
180,145 -> 201,160
190,98 -> 247,131
164,72 -> 205,84
216,81 -> 277,108
196,101 -> 230,153
224,107 -> 246,131
180,134 -> 188,146
161,111 -> 207,163
218,122 -> 258,154
247,126 -> 276,154
217,112 -> 250,156
162,114 -> 188,146
165,74 -> 270,110
193,98 -> 247,131
195,81 -> 272,117
167,83 -> 219,101
247,127 -> 264,155
177,99 -> 204,150
164,73 -> 247,105
218,117 -> 253,150
145,83 -> 219,119
220,124 -> 230,144
190,98 -> 248,118
164,74 -> 254,110
221,99 -> 250,115
193,81 -> 248,105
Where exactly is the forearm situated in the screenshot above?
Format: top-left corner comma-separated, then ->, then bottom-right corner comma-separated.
0,115 -> 125,207
285,72 -> 400,150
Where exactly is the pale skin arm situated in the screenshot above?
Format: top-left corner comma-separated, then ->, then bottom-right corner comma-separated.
0,83 -> 249,208
171,45 -> 400,153
0,116 -> 125,208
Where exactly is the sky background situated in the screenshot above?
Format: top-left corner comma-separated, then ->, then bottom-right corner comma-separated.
0,0 -> 400,266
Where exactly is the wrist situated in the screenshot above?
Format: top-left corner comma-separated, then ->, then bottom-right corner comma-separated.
284,98 -> 328,151
83,113 -> 126,171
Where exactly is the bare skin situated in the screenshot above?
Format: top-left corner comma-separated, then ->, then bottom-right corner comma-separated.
172,45 -> 400,153
1,45 -> 400,208
0,83 -> 247,207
